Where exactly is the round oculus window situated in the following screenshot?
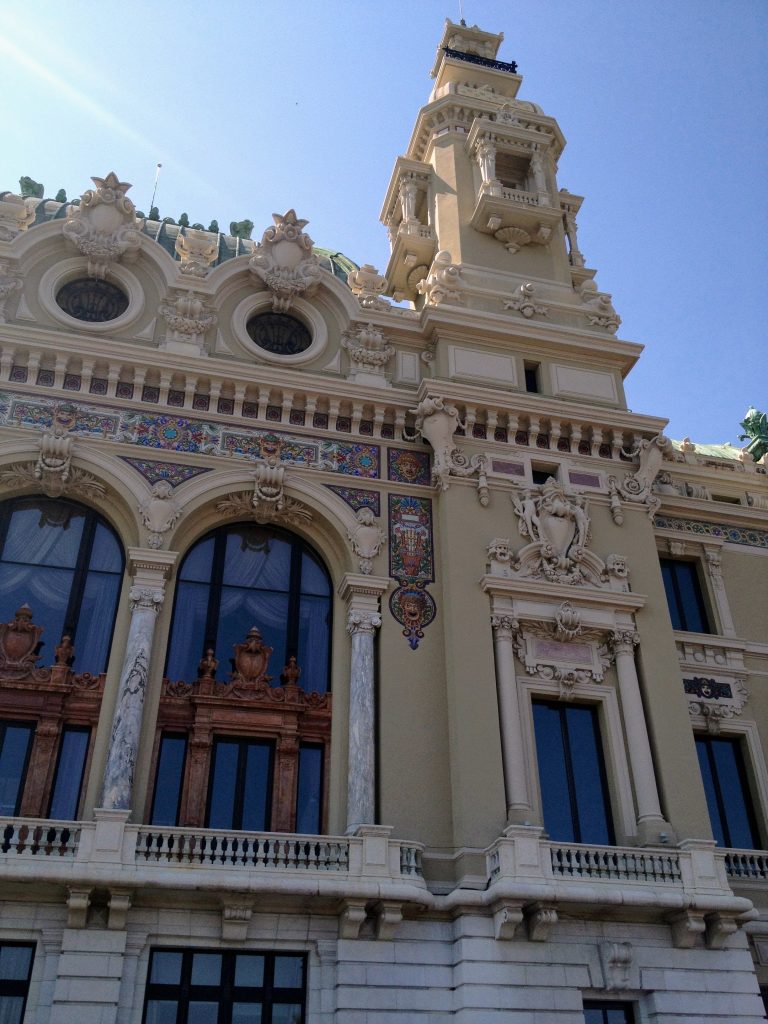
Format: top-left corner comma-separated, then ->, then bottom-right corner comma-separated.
56,278 -> 129,323
246,312 -> 312,356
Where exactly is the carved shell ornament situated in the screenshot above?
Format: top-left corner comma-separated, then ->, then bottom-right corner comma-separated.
249,210 -> 322,312
62,172 -> 144,279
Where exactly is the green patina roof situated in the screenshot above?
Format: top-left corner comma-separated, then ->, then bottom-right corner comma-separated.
3,194 -> 359,286
671,439 -> 745,461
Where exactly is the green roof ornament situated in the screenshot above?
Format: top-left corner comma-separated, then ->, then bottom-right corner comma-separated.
230,219 -> 254,240
55,189 -> 67,203
739,406 -> 768,462
19,176 -> 44,198
178,212 -> 189,227
149,206 -> 160,221
208,219 -> 219,233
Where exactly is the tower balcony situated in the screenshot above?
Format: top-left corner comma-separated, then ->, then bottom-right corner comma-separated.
385,218 -> 438,298
470,182 -> 563,253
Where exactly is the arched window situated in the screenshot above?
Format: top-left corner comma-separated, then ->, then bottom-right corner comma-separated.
153,523 -> 333,834
0,497 -> 124,674
165,522 -> 332,692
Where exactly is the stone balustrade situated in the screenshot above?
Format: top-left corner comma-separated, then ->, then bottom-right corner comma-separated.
725,849 -> 768,882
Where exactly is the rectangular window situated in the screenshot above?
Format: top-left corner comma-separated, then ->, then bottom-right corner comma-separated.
533,701 -> 614,845
150,734 -> 188,827
207,738 -> 274,831
0,722 -> 34,816
696,734 -> 759,849
296,744 -> 323,835
0,943 -> 35,1024
143,949 -> 306,1024
48,726 -> 90,820
524,362 -> 541,393
659,558 -> 711,633
583,1001 -> 635,1024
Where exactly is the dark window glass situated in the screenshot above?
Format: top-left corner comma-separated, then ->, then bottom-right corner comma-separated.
150,735 -> 188,826
48,726 -> 89,820
296,745 -> 323,835
659,558 -> 710,633
56,278 -> 129,323
0,498 -> 124,672
0,943 -> 35,1024
524,363 -> 540,393
246,313 -> 312,356
143,949 -> 306,1024
533,702 -> 614,845
531,468 -> 556,486
0,723 -> 34,816
583,1002 -> 635,1024
165,524 -> 332,692
207,738 -> 273,831
696,735 -> 759,849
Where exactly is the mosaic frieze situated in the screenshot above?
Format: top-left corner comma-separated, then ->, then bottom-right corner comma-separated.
325,485 -> 381,516
387,447 -> 431,486
655,514 -> 768,550
388,494 -> 436,650
120,457 -> 212,488
0,390 -> 381,481
684,677 -> 733,700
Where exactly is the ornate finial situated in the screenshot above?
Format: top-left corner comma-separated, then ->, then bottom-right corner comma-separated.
281,655 -> 302,686
198,648 -> 218,680
54,634 -> 75,667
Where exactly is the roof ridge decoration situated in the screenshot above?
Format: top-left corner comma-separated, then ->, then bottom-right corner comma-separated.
249,209 -> 322,312
62,172 -> 144,279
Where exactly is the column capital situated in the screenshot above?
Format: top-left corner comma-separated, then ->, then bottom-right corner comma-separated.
610,628 -> 640,656
491,613 -> 519,640
347,609 -> 382,636
338,572 -> 390,613
129,586 -> 165,612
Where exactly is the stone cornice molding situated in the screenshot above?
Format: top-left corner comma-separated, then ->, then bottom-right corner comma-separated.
480,574 -> 646,613
338,573 -> 391,617
127,547 -> 178,582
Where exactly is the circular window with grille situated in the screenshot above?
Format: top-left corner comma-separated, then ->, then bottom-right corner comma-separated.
245,312 -> 312,356
55,278 -> 129,323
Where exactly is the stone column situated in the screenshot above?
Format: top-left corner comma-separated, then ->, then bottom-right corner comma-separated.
100,549 -> 176,812
611,629 -> 668,843
339,574 -> 389,834
491,615 -> 534,824
530,149 -> 549,203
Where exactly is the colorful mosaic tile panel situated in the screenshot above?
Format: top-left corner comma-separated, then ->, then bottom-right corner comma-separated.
9,366 -> 27,383
120,457 -> 212,487
242,401 -> 258,417
192,394 -> 210,412
37,369 -> 54,387
90,378 -> 107,395
389,494 -> 434,583
289,410 -> 305,427
319,441 -> 379,479
654,515 -> 768,550
389,582 -> 436,651
115,382 -> 134,399
217,398 -> 235,415
223,431 -> 317,464
325,485 -> 380,516
0,391 -> 382,480
120,412 -> 220,453
387,448 -> 431,486
142,386 -> 160,403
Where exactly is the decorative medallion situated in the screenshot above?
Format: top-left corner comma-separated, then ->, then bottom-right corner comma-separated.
387,447 -> 431,486
389,583 -> 437,651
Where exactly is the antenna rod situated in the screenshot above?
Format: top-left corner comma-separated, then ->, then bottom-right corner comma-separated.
459,0 -> 465,24
149,162 -> 162,215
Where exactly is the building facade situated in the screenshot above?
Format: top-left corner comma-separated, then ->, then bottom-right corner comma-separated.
0,18 -> 767,1024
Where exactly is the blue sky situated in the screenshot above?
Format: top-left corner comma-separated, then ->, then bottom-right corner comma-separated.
1,0 -> 765,446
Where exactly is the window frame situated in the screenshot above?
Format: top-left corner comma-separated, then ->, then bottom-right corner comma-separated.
0,495 -> 125,673
205,736 -> 276,832
696,731 -> 762,850
0,941 -> 35,1024
47,724 -> 91,821
142,947 -> 308,1024
0,721 -> 35,818
582,1000 -> 636,1024
532,698 -> 616,845
659,556 -> 712,634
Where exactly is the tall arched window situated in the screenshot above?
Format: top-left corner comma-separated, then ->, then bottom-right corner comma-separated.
0,496 -> 124,673
165,522 -> 332,692
153,523 -> 333,834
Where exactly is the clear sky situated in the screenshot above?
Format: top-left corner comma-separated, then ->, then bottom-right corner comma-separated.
1,0 -> 765,446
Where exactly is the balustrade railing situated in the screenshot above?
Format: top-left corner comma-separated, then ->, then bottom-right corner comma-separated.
0,817 -> 79,857
724,849 -> 768,881
136,828 -> 350,871
549,843 -> 682,883
499,187 -> 539,206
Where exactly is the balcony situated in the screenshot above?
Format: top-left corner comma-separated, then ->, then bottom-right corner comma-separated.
470,181 -> 562,253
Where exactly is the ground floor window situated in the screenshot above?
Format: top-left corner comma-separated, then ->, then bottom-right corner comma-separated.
583,1001 -> 635,1023
143,948 -> 306,1024
0,943 -> 35,1024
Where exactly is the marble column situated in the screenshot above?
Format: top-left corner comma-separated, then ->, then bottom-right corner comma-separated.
491,615 -> 534,824
611,629 -> 667,841
101,585 -> 164,810
346,609 -> 381,831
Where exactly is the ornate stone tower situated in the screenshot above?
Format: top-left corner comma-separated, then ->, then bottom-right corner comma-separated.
381,19 -> 625,411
